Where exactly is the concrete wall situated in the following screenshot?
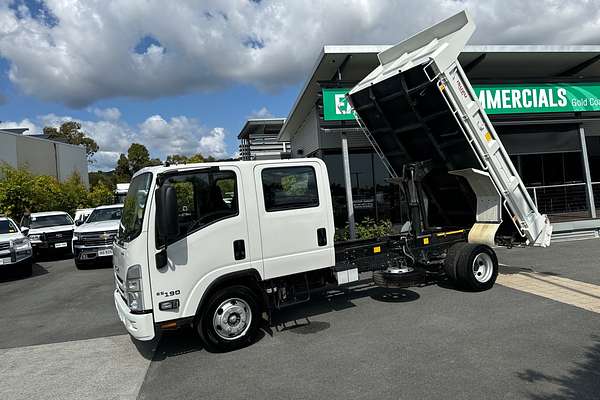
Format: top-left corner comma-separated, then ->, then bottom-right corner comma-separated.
319,129 -> 371,150
0,132 -> 88,188
290,107 -> 320,157
0,133 -> 18,166
16,135 -> 58,178
57,143 -> 89,187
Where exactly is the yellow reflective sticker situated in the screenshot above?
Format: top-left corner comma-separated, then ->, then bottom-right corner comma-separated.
373,246 -> 381,254
484,131 -> 492,142
423,237 -> 430,245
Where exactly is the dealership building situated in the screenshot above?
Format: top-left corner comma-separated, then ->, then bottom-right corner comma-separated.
239,45 -> 600,236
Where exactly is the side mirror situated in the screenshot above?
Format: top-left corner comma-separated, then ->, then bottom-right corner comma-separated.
75,220 -> 83,226
157,184 -> 179,245
21,227 -> 29,235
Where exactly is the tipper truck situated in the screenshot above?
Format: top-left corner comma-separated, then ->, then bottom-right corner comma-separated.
113,10 -> 551,351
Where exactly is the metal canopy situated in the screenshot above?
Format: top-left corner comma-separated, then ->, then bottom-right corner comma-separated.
279,44 -> 600,141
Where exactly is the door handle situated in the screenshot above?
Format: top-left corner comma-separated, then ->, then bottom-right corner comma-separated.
317,228 -> 327,246
233,240 -> 246,260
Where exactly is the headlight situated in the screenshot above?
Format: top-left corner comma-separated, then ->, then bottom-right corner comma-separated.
28,234 -> 41,241
72,232 -> 80,241
127,292 -> 143,311
13,238 -> 31,249
125,265 -> 144,311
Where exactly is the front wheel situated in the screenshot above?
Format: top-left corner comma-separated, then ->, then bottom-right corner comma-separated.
197,285 -> 261,352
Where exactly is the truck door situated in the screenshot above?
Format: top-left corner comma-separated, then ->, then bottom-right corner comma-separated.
254,161 -> 335,279
147,165 -> 252,322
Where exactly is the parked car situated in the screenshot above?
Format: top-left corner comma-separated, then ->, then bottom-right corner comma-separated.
74,208 -> 94,226
0,216 -> 33,276
21,211 -> 75,256
72,204 -> 122,269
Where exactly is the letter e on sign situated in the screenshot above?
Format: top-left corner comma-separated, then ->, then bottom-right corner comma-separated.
335,94 -> 351,115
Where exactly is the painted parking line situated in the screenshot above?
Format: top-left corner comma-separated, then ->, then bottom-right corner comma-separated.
0,335 -> 152,400
497,268 -> 600,314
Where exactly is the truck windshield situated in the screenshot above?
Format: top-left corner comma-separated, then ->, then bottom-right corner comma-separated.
0,220 -> 18,234
87,208 -> 123,223
118,173 -> 152,242
30,215 -> 73,229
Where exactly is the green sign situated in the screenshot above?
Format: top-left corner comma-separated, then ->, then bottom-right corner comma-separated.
322,88 -> 356,121
474,83 -> 600,114
322,83 -> 600,120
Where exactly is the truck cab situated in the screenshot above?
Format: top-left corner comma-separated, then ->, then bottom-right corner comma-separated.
113,159 -> 335,348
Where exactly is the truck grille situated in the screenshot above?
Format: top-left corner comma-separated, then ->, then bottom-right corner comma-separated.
0,242 -> 9,251
79,231 -> 117,246
46,230 -> 73,243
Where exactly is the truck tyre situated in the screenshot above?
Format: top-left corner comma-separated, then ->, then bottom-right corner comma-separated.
454,243 -> 498,291
197,285 -> 261,352
74,259 -> 85,270
443,242 -> 469,282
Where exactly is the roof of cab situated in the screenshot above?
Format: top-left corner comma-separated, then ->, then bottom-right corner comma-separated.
132,158 -> 327,180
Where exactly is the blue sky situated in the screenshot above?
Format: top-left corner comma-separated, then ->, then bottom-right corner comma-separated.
1,0 -> 598,171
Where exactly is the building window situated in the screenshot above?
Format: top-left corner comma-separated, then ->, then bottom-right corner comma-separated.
321,151 -> 404,229
261,166 -> 319,211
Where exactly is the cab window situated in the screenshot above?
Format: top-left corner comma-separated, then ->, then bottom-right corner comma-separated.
159,169 -> 238,246
261,166 -> 319,212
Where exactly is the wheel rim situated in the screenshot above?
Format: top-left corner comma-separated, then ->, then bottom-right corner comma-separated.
472,253 -> 494,283
212,297 -> 252,341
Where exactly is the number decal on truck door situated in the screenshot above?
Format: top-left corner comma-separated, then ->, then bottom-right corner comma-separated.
156,290 -> 181,298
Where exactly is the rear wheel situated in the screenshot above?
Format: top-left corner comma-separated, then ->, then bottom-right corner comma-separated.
197,285 -> 261,352
445,243 -> 498,291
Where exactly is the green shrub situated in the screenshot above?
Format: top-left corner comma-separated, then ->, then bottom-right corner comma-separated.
87,183 -> 115,208
335,217 -> 394,241
0,164 -> 115,221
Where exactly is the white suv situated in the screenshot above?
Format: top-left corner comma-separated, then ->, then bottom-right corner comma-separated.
0,216 -> 33,276
22,211 -> 75,256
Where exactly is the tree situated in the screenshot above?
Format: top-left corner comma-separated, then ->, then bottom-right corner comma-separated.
127,143 -> 151,173
43,121 -> 99,163
87,183 -> 114,207
165,153 -> 206,165
89,171 -> 116,190
115,153 -> 131,183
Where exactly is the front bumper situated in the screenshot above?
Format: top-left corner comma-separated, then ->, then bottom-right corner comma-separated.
73,244 -> 113,262
0,248 -> 33,268
114,290 -> 155,341
31,241 -> 70,251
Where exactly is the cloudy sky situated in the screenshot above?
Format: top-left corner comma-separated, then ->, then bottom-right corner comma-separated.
1,0 -> 599,170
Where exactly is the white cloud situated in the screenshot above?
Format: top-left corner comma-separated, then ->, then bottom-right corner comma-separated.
1,112 -> 230,171
0,118 -> 38,134
1,1 -> 599,106
90,107 -> 121,121
249,106 -> 273,119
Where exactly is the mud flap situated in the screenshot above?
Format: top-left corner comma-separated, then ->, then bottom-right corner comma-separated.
449,168 -> 502,246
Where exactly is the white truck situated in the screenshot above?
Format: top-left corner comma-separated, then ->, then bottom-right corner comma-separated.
114,183 -> 130,205
72,204 -> 123,269
113,10 -> 551,351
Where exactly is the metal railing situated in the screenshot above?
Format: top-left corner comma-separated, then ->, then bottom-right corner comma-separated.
526,182 -> 590,222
